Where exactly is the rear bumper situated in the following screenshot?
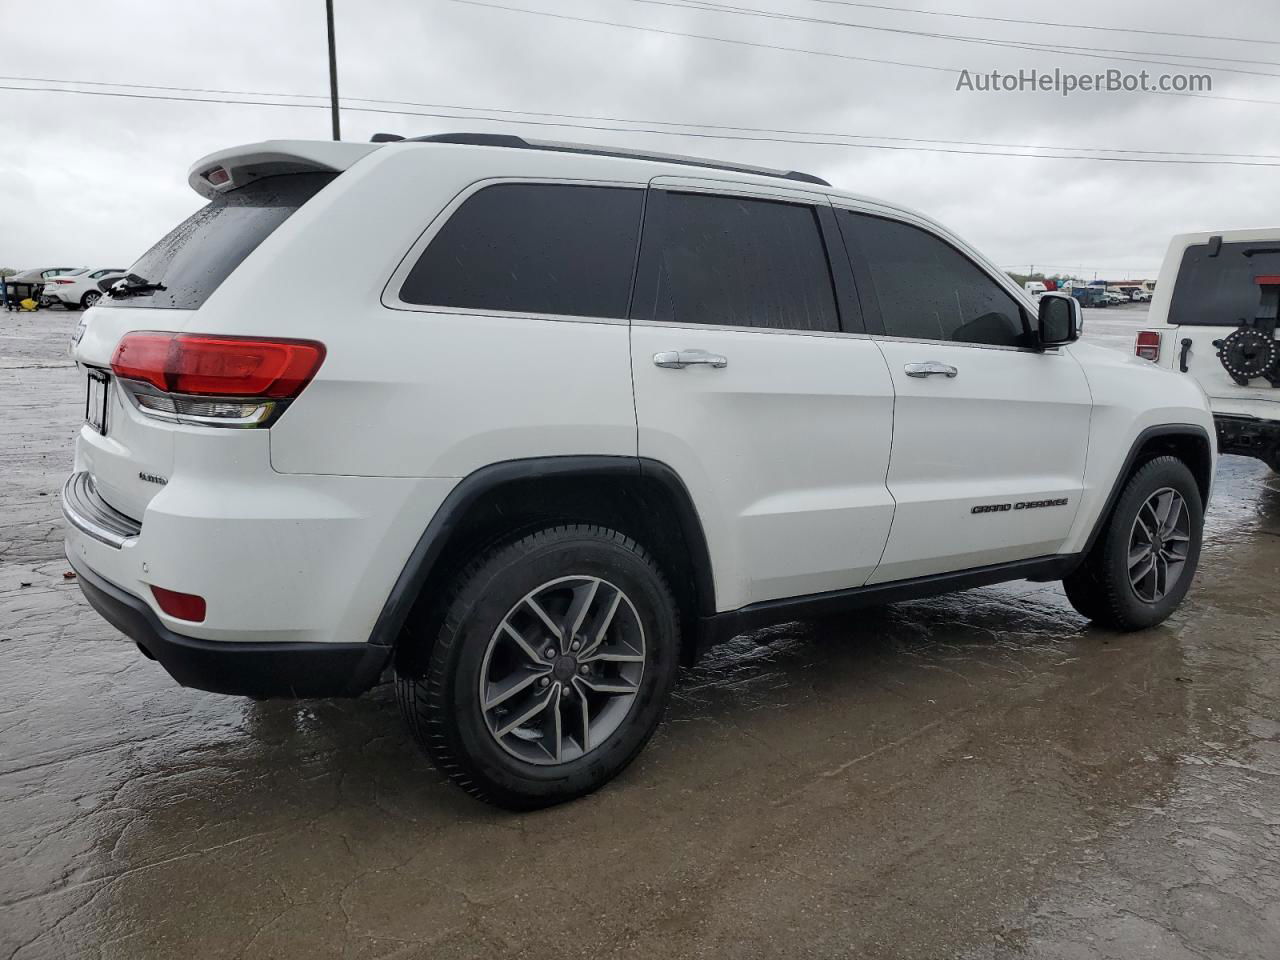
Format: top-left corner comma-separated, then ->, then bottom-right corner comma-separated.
69,555 -> 391,698
1214,413 -> 1280,465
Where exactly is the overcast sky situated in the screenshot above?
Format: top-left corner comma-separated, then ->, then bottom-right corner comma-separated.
2,0 -> 1278,280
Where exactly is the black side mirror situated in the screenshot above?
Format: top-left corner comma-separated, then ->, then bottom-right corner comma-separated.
1037,292 -> 1082,348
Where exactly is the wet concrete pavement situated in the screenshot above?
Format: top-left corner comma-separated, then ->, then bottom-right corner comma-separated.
3,309 -> 1279,959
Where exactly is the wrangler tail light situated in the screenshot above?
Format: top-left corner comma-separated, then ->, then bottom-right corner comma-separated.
1135,330 -> 1162,363
110,332 -> 325,427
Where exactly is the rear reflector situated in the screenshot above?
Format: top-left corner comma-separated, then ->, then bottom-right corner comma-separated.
204,166 -> 231,186
151,586 -> 207,622
111,333 -> 325,398
1135,330 -> 1162,362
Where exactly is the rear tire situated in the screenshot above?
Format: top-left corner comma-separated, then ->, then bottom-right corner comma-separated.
396,524 -> 681,810
1063,456 -> 1203,630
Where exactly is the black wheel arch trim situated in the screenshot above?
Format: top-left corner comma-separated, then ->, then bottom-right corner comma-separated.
368,455 -> 718,651
1078,423 -> 1213,559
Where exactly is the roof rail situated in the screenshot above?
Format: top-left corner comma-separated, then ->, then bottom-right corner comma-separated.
397,132 -> 831,187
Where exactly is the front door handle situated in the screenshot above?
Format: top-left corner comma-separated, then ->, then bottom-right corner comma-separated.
904,361 -> 958,378
653,349 -> 728,370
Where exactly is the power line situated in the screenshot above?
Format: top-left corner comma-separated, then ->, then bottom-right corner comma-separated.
443,0 -> 1280,107
5,74 -> 1276,159
646,0 -> 1280,78
808,0 -> 1280,49
5,82 -> 1280,167
449,0 -> 959,72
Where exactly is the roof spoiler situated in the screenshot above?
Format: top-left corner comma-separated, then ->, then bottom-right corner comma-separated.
187,140 -> 380,199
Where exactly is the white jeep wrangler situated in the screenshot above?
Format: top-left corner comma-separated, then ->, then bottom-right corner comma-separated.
64,134 -> 1215,808
1139,229 -> 1280,472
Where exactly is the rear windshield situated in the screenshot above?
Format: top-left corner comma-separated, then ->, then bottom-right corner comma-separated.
102,173 -> 335,310
1169,240 -> 1280,326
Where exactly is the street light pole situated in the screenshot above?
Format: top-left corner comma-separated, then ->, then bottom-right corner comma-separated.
325,0 -> 341,140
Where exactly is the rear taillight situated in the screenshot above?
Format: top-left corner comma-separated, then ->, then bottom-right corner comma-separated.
51,279 -> 74,285
110,332 -> 325,427
1135,330 -> 1162,362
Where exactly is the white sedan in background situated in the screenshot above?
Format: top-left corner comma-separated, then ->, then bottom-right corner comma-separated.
43,268 -> 128,310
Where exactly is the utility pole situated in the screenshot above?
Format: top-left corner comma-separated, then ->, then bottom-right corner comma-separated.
325,0 -> 341,140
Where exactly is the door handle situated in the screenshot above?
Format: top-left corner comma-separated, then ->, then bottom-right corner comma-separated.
904,361 -> 958,378
653,349 -> 728,370
1179,338 -> 1193,373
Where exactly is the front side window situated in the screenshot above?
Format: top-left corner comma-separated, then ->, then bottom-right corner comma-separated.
399,183 -> 644,319
1169,241 -> 1280,326
633,192 -> 839,332
840,211 -> 1030,348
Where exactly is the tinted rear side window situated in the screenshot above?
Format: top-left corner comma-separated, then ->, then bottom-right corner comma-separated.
633,192 -> 838,332
400,183 -> 644,318
840,211 -> 1030,348
1169,241 -> 1280,326
103,173 -> 335,310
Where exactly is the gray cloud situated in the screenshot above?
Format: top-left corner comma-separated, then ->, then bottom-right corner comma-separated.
2,0 -> 1278,281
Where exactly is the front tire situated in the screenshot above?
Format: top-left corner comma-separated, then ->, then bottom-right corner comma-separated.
1063,456 -> 1203,630
396,524 -> 680,810
81,291 -> 101,309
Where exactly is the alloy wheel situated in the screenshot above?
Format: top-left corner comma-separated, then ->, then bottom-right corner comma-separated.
479,575 -> 645,765
1127,487 -> 1191,603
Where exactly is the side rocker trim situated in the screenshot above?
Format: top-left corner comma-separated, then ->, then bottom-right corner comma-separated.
697,554 -> 1080,650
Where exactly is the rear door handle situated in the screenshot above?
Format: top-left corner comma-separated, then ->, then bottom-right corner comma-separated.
653,349 -> 728,369
904,361 -> 958,378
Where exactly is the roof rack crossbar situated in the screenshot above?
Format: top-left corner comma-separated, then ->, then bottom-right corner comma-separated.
398,132 -> 831,187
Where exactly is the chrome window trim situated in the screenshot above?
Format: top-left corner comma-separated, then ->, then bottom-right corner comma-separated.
631,318 -> 872,341
381,303 -> 630,326
870,334 -> 1045,355
646,175 -> 833,205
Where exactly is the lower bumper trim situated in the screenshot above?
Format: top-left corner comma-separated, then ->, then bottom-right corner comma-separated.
68,556 -> 391,699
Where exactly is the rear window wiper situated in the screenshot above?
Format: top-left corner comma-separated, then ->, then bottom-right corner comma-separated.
108,276 -> 167,299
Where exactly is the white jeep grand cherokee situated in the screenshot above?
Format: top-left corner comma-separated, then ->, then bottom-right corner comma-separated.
64,134 -> 1215,808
